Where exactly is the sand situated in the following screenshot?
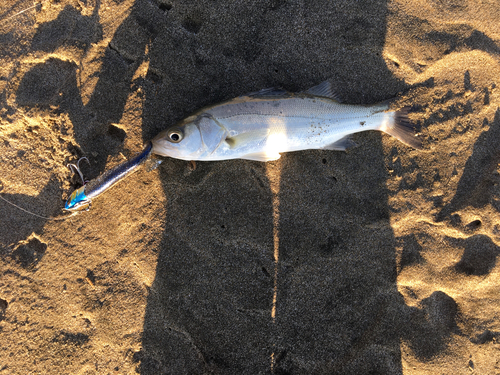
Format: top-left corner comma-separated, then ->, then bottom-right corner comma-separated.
1,0 -> 499,373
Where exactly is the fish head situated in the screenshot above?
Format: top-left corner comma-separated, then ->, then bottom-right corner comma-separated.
151,115 -> 204,160
152,114 -> 227,160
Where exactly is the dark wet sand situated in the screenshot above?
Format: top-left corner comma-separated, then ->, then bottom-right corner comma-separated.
1,0 -> 500,373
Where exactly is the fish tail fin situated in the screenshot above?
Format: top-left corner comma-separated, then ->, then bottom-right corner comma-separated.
380,107 -> 422,149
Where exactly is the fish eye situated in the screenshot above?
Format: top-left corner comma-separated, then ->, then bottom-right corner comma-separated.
168,128 -> 183,143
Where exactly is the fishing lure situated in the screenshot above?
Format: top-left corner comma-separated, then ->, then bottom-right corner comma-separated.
64,141 -> 153,210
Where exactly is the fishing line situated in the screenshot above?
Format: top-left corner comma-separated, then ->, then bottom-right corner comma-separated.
0,0 -> 50,25
0,181 -> 78,221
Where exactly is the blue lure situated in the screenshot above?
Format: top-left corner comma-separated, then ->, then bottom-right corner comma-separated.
65,141 -> 153,211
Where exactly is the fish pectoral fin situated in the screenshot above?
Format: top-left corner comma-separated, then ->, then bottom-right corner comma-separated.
304,80 -> 343,102
225,130 -> 280,161
224,129 -> 270,149
321,135 -> 356,151
241,151 -> 281,162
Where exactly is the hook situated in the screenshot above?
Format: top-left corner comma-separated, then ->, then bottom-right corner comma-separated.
67,157 -> 90,186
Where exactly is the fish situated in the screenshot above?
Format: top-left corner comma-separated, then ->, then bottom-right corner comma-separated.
151,80 -> 421,162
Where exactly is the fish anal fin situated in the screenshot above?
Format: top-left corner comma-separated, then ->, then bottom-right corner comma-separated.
305,80 -> 342,102
241,151 -> 281,162
321,135 -> 356,151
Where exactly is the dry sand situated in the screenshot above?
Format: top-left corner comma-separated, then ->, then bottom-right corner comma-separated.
1,0 -> 500,373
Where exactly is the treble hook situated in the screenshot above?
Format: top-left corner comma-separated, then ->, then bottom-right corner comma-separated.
67,157 -> 90,186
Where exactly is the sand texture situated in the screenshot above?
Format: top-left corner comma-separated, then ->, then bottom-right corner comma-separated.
1,0 -> 500,373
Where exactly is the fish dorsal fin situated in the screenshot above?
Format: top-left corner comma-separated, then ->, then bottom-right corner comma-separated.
240,151 -> 281,162
305,80 -> 342,102
224,129 -> 270,149
244,87 -> 288,97
321,135 -> 356,151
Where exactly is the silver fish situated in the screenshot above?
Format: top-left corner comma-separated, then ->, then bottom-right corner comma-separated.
151,81 -> 421,162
